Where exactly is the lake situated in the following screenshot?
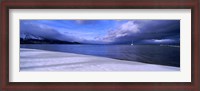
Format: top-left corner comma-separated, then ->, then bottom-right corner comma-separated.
20,44 -> 180,67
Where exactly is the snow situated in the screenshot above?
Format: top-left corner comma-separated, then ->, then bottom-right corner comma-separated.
20,48 -> 180,71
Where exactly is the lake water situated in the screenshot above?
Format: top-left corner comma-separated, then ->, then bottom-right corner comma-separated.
21,44 -> 180,67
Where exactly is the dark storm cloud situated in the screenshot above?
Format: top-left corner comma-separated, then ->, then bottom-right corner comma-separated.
75,20 -> 100,25
20,21 -> 78,42
101,20 -> 180,44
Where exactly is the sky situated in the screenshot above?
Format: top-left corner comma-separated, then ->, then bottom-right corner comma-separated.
20,20 -> 180,45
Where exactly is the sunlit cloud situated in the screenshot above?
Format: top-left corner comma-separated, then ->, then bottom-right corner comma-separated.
153,39 -> 175,43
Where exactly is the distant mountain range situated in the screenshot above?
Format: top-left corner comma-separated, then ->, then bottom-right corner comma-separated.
20,38 -> 81,44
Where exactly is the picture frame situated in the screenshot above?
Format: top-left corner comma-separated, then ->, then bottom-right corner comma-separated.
0,0 -> 199,91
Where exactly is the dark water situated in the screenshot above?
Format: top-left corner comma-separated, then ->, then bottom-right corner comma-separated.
21,44 -> 180,67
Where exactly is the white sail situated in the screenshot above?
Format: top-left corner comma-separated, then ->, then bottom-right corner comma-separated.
131,40 -> 133,45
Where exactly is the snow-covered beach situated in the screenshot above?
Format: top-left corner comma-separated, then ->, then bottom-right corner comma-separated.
20,48 -> 180,71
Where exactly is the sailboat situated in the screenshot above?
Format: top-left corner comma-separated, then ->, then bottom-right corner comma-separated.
131,40 -> 133,46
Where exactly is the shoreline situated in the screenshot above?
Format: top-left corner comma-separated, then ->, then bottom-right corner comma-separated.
20,48 -> 180,71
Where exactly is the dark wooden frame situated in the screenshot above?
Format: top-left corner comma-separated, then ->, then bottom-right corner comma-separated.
0,0 -> 199,91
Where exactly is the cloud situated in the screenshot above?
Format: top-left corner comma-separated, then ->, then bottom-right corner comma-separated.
101,21 -> 139,42
140,38 -> 179,44
76,20 -> 85,24
100,20 -> 180,44
120,21 -> 140,33
75,20 -> 98,25
20,20 -> 180,44
153,39 -> 175,43
20,20 -> 103,43
20,21 -> 77,42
